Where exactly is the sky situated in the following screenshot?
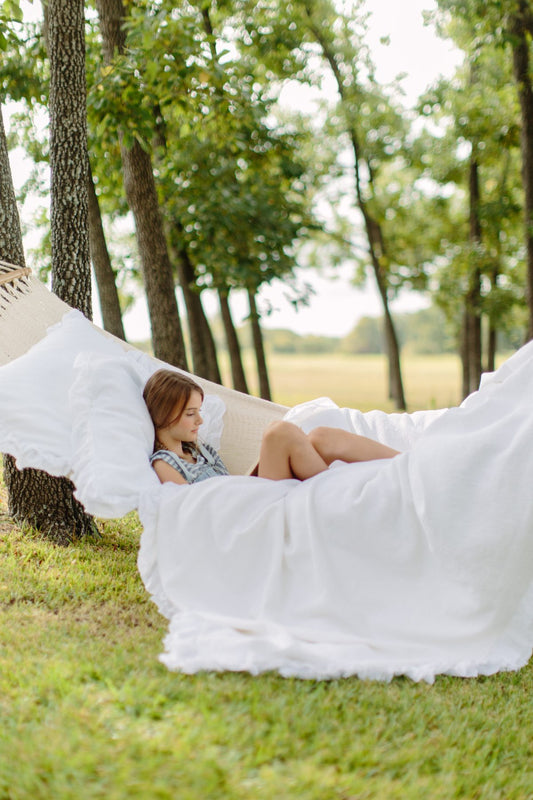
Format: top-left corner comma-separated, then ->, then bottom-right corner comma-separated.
8,0 -> 462,341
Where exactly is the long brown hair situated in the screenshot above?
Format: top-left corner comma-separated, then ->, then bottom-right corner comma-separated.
143,369 -> 204,434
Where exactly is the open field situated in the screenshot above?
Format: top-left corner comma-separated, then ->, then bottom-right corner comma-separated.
220,351 -> 464,411
2,351 -> 532,799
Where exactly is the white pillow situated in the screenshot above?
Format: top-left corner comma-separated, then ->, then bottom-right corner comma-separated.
69,349 -> 226,518
0,310 -> 125,476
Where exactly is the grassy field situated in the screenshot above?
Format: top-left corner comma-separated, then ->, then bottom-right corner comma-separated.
220,352 -> 464,411
1,353 -> 532,799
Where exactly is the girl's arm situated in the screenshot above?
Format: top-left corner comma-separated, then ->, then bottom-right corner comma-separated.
152,458 -> 189,485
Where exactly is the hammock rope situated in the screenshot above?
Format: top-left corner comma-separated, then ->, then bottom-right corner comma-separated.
0,262 -> 33,313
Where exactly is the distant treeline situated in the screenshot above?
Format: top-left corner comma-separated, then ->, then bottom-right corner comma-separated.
255,306 -> 523,356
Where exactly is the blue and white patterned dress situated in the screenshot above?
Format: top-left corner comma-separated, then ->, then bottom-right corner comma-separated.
150,441 -> 229,484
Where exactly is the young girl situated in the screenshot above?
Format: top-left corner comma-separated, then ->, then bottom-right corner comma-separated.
143,369 -> 399,486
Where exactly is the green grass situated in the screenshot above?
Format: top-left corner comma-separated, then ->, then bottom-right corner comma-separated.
1,353 -> 532,799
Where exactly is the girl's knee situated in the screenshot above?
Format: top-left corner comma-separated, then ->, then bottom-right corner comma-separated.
308,426 -> 342,462
307,426 -> 331,450
262,420 -> 302,446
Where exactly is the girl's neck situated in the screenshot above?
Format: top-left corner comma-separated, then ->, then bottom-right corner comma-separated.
156,438 -> 185,456
156,438 -> 197,458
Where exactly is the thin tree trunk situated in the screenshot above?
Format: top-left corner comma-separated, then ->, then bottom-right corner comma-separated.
303,6 -> 406,409
247,288 -> 271,400
176,246 -> 222,383
218,288 -> 249,393
87,161 -> 126,340
510,1 -> 533,342
462,155 -> 483,398
95,0 -> 187,367
487,325 -> 497,373
151,109 -> 220,381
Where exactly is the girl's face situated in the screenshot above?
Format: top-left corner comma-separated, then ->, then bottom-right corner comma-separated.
158,390 -> 204,446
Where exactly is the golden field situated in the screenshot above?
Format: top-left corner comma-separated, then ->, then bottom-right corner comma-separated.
222,352 -> 465,412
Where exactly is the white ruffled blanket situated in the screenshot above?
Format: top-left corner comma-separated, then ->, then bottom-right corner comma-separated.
1,310 -> 533,682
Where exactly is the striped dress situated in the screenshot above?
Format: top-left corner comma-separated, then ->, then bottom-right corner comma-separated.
150,441 -> 229,484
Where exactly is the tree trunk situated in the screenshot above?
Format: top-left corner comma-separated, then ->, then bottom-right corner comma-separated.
87,161 -> 126,340
487,325 -> 497,374
95,0 -> 188,368
5,469 -> 97,545
2,2 -> 97,543
49,0 -> 91,317
462,155 -> 483,398
247,288 -> 271,400
218,288 -> 249,393
175,246 -> 222,383
150,106 -> 220,382
510,1 -> 533,342
0,110 -> 25,269
304,9 -> 406,409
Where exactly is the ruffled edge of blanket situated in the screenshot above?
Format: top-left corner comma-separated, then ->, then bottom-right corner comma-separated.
137,491 -> 533,684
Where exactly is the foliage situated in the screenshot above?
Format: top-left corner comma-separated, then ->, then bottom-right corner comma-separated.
85,0 -> 321,304
411,12 -> 526,348
339,306 -> 457,356
2,0 -> 533,357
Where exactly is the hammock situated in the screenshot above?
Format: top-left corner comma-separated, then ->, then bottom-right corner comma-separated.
2,260 -> 533,682
0,260 -> 286,476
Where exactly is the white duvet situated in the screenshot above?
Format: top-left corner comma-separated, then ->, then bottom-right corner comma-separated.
1,311 -> 533,682
138,348 -> 533,682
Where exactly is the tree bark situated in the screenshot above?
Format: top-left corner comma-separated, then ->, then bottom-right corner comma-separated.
510,1 -> 533,341
247,288 -> 271,400
48,0 -> 91,317
218,288 -> 249,393
487,325 -> 497,373
175,245 -> 222,383
95,0 -> 188,367
0,111 -> 25,268
462,155 -> 483,398
1,2 -> 97,543
87,161 -> 126,340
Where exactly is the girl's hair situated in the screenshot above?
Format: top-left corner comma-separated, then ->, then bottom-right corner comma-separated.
143,369 -> 204,431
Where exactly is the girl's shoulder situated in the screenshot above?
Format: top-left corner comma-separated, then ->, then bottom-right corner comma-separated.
150,448 -> 180,467
197,441 -> 219,459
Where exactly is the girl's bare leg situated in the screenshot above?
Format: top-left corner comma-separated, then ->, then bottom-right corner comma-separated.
308,426 -> 400,465
257,421 -> 329,481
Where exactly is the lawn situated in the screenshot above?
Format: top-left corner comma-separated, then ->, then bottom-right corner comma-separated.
1,353 -> 532,799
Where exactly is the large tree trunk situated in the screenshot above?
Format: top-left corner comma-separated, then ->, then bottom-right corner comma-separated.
510,1 -> 533,342
96,0 -> 188,368
2,1 -> 97,543
5,470 -> 97,545
247,288 -> 271,400
49,0 -> 91,317
87,161 -> 126,340
462,155 -> 483,398
218,288 -> 249,393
